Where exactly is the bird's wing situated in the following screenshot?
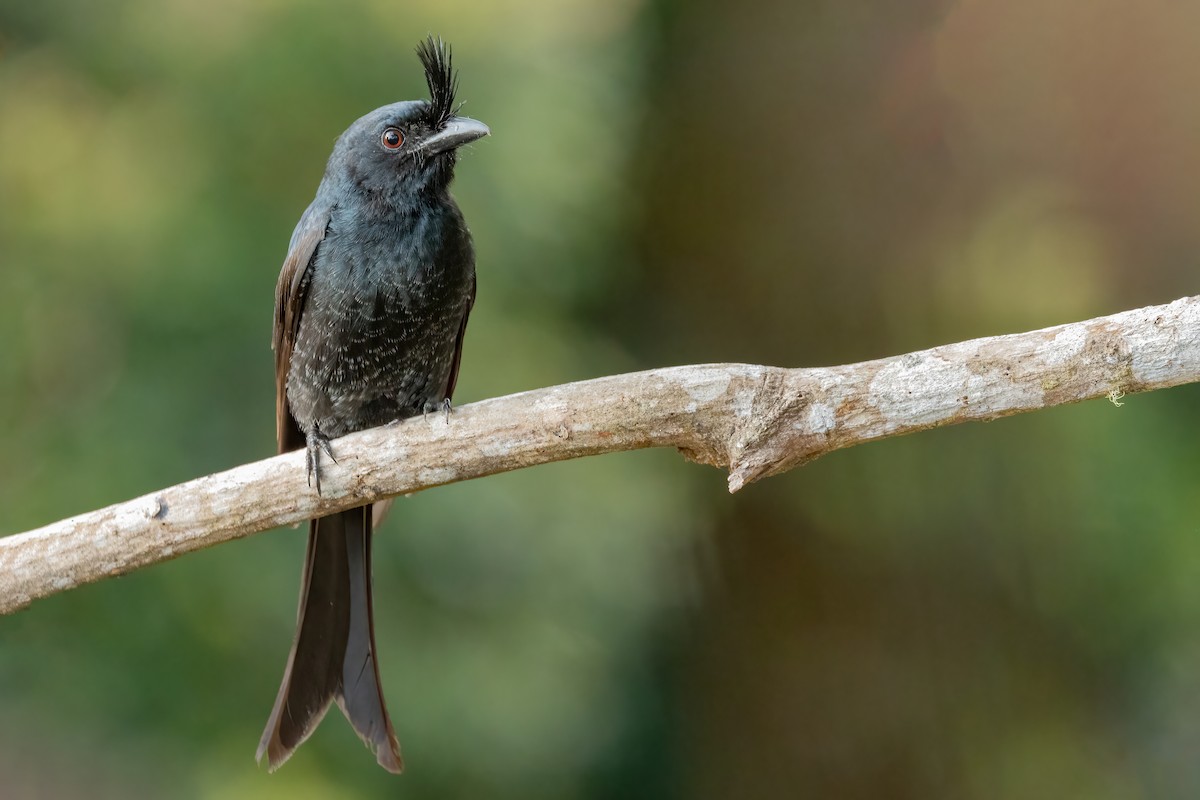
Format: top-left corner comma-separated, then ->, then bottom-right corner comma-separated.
444,271 -> 476,401
274,201 -> 331,454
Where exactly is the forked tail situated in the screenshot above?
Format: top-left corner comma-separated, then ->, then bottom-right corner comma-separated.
257,504 -> 402,772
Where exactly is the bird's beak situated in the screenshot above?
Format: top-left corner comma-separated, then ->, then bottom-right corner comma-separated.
420,116 -> 490,155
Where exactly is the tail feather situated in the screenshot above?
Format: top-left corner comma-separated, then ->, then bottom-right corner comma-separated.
258,505 -> 403,773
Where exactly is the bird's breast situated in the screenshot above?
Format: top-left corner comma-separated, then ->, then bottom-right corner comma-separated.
286,202 -> 474,435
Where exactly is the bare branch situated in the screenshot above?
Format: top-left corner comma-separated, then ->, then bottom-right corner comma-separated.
3,296 -> 1199,614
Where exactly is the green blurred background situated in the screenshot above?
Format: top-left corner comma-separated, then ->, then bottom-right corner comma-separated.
3,0 -> 1200,797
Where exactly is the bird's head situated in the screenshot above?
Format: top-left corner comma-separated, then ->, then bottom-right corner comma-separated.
328,37 -> 489,199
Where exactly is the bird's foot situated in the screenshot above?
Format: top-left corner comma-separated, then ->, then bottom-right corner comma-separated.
420,397 -> 454,423
305,427 -> 336,495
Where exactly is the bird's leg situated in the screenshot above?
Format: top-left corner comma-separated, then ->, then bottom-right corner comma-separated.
420,397 -> 454,422
305,425 -> 336,495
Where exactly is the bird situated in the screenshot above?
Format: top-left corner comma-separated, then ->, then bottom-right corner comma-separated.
257,36 -> 488,773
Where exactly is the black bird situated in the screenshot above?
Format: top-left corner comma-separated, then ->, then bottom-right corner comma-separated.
258,37 -> 488,773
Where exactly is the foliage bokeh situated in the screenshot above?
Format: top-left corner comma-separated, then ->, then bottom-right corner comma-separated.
2,1 -> 1200,798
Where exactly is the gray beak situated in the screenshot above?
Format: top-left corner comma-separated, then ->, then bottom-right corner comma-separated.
420,116 -> 490,155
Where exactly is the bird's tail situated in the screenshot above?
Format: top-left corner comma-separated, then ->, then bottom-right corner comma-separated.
257,505 -> 403,773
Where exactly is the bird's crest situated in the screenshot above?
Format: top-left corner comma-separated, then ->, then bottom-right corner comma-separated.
417,36 -> 458,128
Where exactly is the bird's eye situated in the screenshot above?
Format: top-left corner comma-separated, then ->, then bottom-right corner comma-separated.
381,128 -> 404,150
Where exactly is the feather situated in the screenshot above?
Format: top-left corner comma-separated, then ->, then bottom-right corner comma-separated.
416,36 -> 458,128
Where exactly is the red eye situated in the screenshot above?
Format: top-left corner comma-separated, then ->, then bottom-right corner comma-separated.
381,127 -> 404,150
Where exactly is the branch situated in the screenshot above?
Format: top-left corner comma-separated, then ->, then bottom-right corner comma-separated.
3,296 -> 1199,614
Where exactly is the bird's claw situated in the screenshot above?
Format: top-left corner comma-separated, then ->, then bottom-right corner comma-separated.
305,428 -> 336,495
421,397 -> 454,423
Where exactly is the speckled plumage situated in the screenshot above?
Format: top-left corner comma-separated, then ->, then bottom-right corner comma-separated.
258,38 -> 487,775
286,154 -> 476,437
